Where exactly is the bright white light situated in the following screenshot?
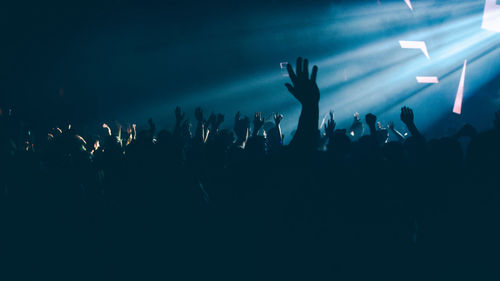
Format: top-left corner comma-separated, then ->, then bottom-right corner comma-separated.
404,0 -> 413,11
482,0 -> 500,32
453,60 -> 467,115
416,76 -> 439,83
399,40 -> 430,59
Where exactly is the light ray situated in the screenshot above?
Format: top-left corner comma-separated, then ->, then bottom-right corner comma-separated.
453,60 -> 467,115
404,0 -> 413,11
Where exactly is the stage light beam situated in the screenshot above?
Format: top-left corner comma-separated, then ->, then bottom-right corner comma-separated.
453,60 -> 467,115
482,0 -> 500,32
404,0 -> 413,11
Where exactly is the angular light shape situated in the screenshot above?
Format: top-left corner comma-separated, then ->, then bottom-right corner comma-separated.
404,0 -> 413,11
416,76 -> 439,83
453,60 -> 467,115
280,62 -> 289,77
399,40 -> 430,59
482,0 -> 500,32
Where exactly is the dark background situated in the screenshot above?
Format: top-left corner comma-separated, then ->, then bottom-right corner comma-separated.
0,0 -> 345,127
1,0 -> 499,135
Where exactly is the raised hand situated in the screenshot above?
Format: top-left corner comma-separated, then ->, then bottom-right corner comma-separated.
207,113 -> 224,132
116,122 -> 123,141
234,111 -> 250,147
349,112 -> 364,137
175,106 -> 185,125
400,106 -> 421,138
125,124 -> 133,145
195,107 -> 204,124
174,107 -> 186,136
365,113 -> 378,139
324,111 -> 336,138
194,107 -> 206,143
285,57 -> 319,107
253,112 -> 265,136
148,118 -> 156,135
182,120 -> 191,134
274,112 -> 283,126
102,123 -> 112,136
207,113 -> 217,129
285,57 -> 320,150
400,106 -> 414,127
365,113 -> 377,129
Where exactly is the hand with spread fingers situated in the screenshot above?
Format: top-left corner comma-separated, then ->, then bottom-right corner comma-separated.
285,57 -> 319,107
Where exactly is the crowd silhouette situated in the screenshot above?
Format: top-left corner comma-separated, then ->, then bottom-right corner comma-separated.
1,57 -> 500,280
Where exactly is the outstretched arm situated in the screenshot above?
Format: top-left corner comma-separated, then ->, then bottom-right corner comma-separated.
285,57 -> 320,151
252,112 -> 265,137
365,113 -> 377,137
274,113 -> 284,144
116,122 -> 122,140
234,111 -> 250,148
349,112 -> 364,138
387,121 -> 405,142
400,106 -> 422,139
194,107 -> 207,144
102,123 -> 112,136
174,106 -> 185,135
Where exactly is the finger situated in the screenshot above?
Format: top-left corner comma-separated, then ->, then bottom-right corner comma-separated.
296,57 -> 303,77
303,59 -> 309,78
286,63 -> 297,84
311,65 -> 318,83
285,83 -> 295,94
285,83 -> 299,100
